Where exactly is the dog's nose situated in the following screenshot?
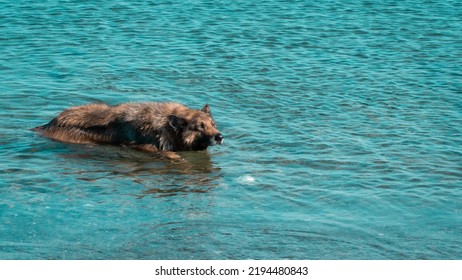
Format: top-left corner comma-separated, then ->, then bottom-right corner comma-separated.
215,133 -> 224,143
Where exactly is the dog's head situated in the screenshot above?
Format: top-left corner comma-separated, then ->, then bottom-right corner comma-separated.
168,104 -> 223,151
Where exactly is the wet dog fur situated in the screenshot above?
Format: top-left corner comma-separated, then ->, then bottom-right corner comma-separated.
33,102 -> 223,154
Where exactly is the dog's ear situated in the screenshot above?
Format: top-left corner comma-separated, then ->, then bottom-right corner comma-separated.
167,115 -> 187,131
201,104 -> 211,116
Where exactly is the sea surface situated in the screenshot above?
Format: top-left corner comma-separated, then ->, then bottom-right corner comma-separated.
1,0 -> 461,259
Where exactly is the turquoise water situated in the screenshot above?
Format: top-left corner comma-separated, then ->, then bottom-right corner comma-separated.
1,0 -> 461,259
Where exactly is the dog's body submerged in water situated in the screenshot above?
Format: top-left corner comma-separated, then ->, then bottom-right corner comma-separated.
34,102 -> 224,153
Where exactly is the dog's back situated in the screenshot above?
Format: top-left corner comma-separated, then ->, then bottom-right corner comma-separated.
34,103 -> 124,144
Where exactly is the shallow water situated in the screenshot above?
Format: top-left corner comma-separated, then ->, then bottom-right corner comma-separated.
1,0 -> 461,259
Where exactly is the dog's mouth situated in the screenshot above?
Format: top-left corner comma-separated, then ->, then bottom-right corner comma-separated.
211,140 -> 223,146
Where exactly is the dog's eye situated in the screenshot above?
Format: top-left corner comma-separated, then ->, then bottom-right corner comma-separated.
200,122 -> 205,130
211,121 -> 216,127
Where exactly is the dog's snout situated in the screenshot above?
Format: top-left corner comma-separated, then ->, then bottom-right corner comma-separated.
215,133 -> 224,143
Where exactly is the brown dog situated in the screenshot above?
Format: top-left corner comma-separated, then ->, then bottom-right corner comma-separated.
33,102 -> 224,153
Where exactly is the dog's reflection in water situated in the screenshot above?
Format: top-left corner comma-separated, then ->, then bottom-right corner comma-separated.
60,145 -> 222,198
